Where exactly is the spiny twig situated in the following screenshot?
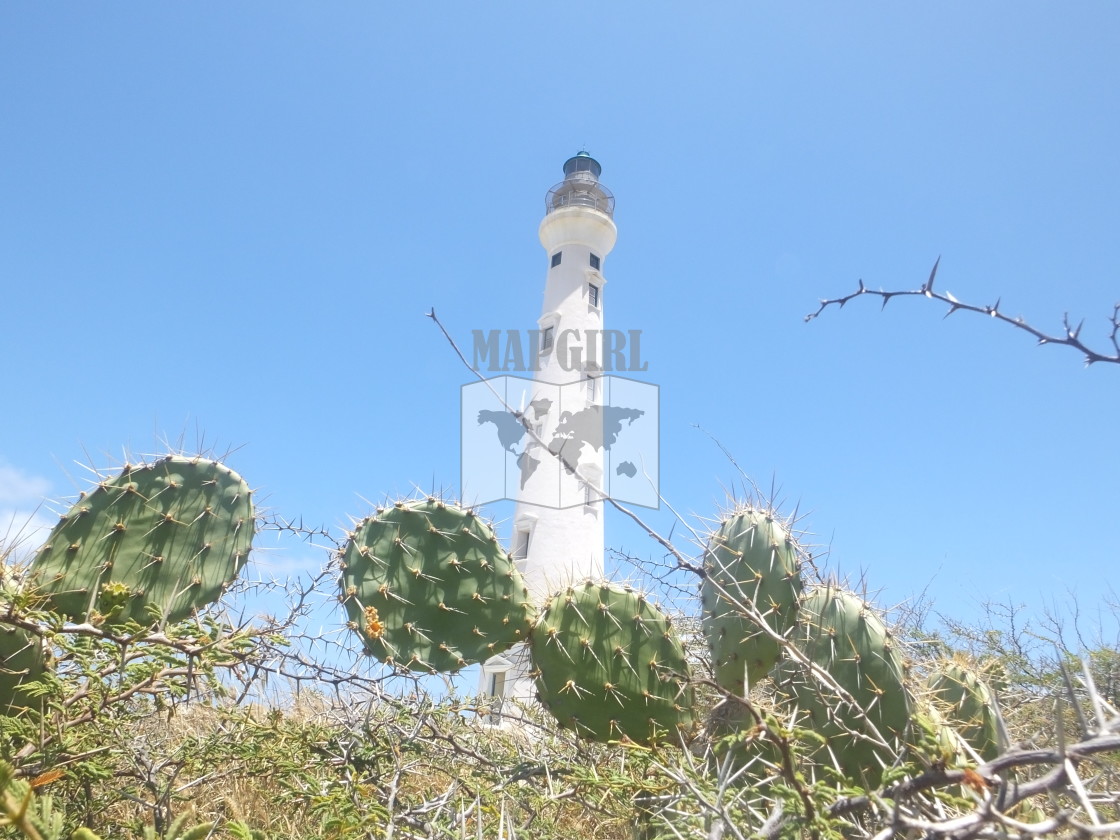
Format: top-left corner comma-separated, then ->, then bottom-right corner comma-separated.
806,257 -> 1120,366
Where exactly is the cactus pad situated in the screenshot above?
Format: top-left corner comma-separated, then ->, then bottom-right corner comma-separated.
774,585 -> 911,787
339,498 -> 533,674
530,580 -> 694,744
0,623 -> 43,716
701,507 -> 803,695
30,456 -> 254,625
928,657 -> 1003,762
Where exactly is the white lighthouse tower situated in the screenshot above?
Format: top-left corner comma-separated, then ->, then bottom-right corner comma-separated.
480,152 -> 618,705
513,151 -> 617,597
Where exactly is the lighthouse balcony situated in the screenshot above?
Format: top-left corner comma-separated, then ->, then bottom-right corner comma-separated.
545,182 -> 615,218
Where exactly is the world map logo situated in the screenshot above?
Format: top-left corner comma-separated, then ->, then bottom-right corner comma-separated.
461,375 -> 659,509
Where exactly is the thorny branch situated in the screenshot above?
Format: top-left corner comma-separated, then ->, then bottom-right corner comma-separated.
806,257 -> 1120,366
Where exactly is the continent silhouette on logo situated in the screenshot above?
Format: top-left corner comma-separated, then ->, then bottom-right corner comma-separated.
476,409 -> 528,454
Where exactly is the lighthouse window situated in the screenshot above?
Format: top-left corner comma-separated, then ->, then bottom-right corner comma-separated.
513,528 -> 531,562
550,251 -> 562,268
541,326 -> 554,352
589,253 -> 600,270
588,283 -> 600,307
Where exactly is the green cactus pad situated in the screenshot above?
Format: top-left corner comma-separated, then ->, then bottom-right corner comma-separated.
701,507 -> 803,695
339,499 -> 534,674
774,585 -> 911,788
530,580 -> 694,744
30,456 -> 254,626
928,657 -> 1003,762
0,623 -> 43,716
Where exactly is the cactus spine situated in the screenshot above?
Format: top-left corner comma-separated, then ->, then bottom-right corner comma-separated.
30,456 -> 254,626
701,507 -> 803,696
530,579 -> 694,744
339,498 -> 534,674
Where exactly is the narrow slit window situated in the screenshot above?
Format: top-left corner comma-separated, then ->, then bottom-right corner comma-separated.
489,671 -> 506,697
588,283 -> 600,307
513,528 -> 531,562
585,484 -> 598,507
589,253 -> 600,270
541,326 -> 554,351
487,671 -> 507,722
550,251 -> 562,268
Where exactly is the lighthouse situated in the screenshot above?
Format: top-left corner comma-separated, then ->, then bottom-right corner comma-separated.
479,152 -> 618,705
514,151 -> 617,597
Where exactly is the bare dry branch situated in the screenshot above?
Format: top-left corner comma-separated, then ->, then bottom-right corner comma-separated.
806,257 -> 1120,366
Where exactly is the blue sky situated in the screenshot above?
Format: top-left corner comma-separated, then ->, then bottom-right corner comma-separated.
2,4 -> 1118,643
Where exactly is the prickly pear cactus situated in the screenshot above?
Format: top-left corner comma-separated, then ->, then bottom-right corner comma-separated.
339,498 -> 534,674
0,623 -> 43,716
773,584 -> 911,787
928,657 -> 1004,762
701,507 -> 803,695
530,579 -> 694,744
30,456 -> 254,626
